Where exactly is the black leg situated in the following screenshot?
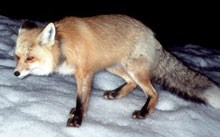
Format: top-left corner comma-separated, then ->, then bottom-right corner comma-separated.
66,72 -> 93,127
132,96 -> 151,119
67,97 -> 83,127
103,83 -> 127,99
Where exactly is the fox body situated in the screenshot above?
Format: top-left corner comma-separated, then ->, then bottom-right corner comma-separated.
14,14 -> 220,127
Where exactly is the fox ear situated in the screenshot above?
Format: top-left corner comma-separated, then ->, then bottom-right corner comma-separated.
21,20 -> 38,29
38,23 -> 56,46
19,20 -> 38,34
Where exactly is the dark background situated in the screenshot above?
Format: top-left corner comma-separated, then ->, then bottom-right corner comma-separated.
0,0 -> 219,49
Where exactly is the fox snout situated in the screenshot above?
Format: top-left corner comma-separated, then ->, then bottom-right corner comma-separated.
13,66 -> 30,79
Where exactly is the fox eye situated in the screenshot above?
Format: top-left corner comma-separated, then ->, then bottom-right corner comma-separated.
15,55 -> 20,60
26,56 -> 34,61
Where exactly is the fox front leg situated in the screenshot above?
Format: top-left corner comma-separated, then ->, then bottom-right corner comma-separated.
67,72 -> 93,127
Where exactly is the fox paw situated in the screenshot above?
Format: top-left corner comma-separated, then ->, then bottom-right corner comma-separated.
67,116 -> 82,127
103,91 -> 117,100
69,108 -> 76,118
132,110 -> 147,119
67,108 -> 82,127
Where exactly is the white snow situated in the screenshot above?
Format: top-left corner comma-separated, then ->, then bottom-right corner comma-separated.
0,15 -> 220,137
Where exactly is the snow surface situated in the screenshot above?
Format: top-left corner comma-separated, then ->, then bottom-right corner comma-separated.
0,15 -> 220,137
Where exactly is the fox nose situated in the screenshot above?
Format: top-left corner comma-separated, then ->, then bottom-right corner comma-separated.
14,71 -> 20,77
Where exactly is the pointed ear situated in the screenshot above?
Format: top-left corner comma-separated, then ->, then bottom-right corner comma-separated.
21,20 -> 38,29
19,20 -> 38,34
38,23 -> 56,46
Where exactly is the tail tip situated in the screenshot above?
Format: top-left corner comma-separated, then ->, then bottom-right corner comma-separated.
204,85 -> 220,109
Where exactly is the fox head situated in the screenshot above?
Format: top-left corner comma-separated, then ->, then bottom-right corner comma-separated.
14,21 -> 56,79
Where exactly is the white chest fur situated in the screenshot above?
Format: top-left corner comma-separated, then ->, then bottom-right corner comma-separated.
56,62 -> 75,75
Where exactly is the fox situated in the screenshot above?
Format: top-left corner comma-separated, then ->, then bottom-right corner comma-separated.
14,14 -> 220,127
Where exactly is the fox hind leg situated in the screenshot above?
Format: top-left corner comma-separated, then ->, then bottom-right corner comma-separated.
131,80 -> 158,119
104,64 -> 137,100
122,59 -> 158,119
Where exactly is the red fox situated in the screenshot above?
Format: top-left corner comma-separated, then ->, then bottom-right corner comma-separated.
14,14 -> 220,127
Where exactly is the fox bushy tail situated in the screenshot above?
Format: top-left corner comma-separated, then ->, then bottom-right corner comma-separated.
152,48 -> 220,108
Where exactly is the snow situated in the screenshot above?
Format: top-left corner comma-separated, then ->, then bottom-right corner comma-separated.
0,15 -> 220,137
